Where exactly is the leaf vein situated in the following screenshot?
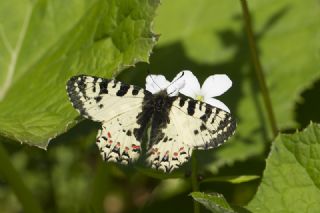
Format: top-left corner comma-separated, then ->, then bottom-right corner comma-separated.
0,6 -> 33,101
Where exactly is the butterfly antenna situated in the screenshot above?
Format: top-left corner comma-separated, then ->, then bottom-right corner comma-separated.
168,71 -> 185,87
167,72 -> 185,96
147,69 -> 162,90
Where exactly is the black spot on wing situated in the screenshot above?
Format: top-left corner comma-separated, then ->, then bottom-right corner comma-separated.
95,96 -> 102,103
179,97 -> 186,107
132,86 -> 141,96
99,80 -> 109,94
211,108 -> 221,124
200,104 -> 213,122
199,102 -> 204,111
116,83 -> 130,96
200,124 -> 206,131
200,114 -> 207,122
187,99 -> 197,115
205,104 -> 213,115
92,77 -> 98,93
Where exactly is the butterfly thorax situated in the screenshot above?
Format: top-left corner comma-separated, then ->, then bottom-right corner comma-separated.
152,90 -> 176,112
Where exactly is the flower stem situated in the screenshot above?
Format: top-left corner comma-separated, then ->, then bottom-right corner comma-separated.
191,152 -> 200,213
240,0 -> 278,137
0,143 -> 43,213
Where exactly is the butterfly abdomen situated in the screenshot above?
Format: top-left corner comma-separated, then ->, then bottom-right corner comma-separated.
149,92 -> 178,146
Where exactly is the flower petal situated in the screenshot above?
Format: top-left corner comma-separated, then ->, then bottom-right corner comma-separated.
201,74 -> 232,98
165,71 -> 186,96
204,97 -> 230,113
145,75 -> 170,94
174,70 -> 201,98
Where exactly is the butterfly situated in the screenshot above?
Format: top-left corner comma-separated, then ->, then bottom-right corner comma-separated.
66,75 -> 236,172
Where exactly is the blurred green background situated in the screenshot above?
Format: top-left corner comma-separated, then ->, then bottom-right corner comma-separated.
0,0 -> 320,212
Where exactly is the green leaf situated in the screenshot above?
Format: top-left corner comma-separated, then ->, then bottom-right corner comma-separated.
202,175 -> 260,184
190,192 -> 235,213
0,0 -> 159,148
149,0 -> 320,173
152,179 -> 190,200
247,123 -> 320,212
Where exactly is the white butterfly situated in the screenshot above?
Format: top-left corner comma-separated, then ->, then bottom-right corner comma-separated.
66,72 -> 236,172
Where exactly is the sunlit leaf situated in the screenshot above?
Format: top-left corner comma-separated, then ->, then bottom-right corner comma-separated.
247,123 -> 320,212
191,192 -> 235,213
0,0 -> 159,148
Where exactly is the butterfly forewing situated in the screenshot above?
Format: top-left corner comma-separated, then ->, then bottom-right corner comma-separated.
66,75 -> 145,122
67,75 -> 150,164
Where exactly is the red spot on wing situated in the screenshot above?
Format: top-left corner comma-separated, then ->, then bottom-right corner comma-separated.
173,152 -> 178,157
107,132 -> 112,138
132,145 -> 140,150
109,140 -> 113,144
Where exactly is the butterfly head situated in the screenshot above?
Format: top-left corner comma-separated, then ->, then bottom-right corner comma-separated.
146,72 -> 186,97
152,90 -> 174,112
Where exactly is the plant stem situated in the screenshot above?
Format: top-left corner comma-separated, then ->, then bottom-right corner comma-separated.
240,0 -> 278,137
191,152 -> 200,213
0,143 -> 43,213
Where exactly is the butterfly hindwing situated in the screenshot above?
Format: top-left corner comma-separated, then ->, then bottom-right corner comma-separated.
67,75 -> 150,164
96,112 -> 142,164
147,95 -> 236,172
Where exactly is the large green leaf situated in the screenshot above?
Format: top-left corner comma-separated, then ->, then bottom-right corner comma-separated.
190,192 -> 235,213
0,0 -> 159,148
144,0 -> 320,173
247,123 -> 320,212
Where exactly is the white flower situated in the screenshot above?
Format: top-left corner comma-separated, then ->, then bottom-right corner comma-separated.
145,73 -> 185,97
177,70 -> 232,112
145,70 -> 232,112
